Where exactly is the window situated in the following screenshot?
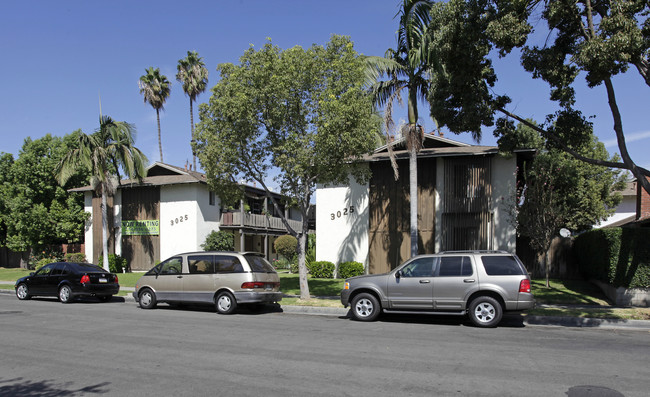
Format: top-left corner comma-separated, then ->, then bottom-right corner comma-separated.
438,256 -> 473,277
481,256 -> 526,276
399,257 -> 435,277
35,263 -> 55,276
159,257 -> 183,275
244,254 -> 275,273
51,263 -> 66,276
189,255 -> 214,274
209,191 -> 215,206
215,255 -> 244,273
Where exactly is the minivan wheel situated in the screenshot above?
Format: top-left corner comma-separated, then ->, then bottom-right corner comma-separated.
216,291 -> 237,314
138,288 -> 157,309
350,293 -> 381,321
58,285 -> 73,303
468,296 -> 503,327
16,283 -> 31,300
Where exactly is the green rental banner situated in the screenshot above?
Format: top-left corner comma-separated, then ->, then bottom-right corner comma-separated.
121,220 -> 160,235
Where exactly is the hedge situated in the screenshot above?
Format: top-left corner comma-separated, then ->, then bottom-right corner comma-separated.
307,261 -> 335,279
574,228 -> 650,288
338,261 -> 365,279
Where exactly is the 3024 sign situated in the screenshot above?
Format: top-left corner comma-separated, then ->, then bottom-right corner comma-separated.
330,206 -> 355,220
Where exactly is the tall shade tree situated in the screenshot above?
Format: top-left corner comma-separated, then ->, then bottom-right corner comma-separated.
364,0 -> 433,258
56,116 -> 148,271
196,35 -> 380,300
425,0 -> 650,195
176,51 -> 209,171
139,67 -> 171,162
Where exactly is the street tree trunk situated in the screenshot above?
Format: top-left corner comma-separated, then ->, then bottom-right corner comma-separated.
101,186 -> 110,271
409,144 -> 418,257
156,109 -> 163,163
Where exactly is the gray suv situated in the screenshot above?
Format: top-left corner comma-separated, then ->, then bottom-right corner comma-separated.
341,251 -> 535,327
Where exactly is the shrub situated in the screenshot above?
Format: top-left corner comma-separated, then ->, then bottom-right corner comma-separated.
274,235 -> 297,260
108,254 -> 127,273
574,228 -> 650,288
201,230 -> 235,251
307,261 -> 335,278
338,261 -> 365,279
64,252 -> 87,263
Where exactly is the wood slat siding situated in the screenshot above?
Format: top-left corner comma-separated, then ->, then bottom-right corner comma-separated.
368,158 -> 436,274
441,157 -> 493,251
121,186 -> 160,271
92,193 -> 115,265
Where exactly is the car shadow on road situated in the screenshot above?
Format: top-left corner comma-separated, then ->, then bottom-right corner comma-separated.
152,302 -> 284,316
339,310 -> 527,328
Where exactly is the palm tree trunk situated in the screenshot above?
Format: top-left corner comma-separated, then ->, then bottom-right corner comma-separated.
409,144 -> 418,257
156,109 -> 163,162
190,99 -> 196,171
101,186 -> 110,271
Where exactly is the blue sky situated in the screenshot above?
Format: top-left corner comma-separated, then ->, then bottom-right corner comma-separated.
1,0 -> 648,185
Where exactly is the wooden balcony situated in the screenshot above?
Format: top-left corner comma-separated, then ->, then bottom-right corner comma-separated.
220,212 -> 302,232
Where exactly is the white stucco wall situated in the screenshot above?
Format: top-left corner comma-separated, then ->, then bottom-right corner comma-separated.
159,184 -> 221,260
315,177 -> 369,267
597,196 -> 636,227
491,155 -> 517,252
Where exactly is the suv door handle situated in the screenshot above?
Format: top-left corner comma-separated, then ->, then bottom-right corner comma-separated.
419,280 -> 430,284
463,279 -> 475,283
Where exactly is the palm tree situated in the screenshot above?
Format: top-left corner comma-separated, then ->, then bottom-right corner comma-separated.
139,67 -> 171,162
365,0 -> 433,258
176,51 -> 209,171
56,116 -> 148,271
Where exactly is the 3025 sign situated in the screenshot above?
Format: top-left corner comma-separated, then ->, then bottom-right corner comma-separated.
330,206 -> 355,220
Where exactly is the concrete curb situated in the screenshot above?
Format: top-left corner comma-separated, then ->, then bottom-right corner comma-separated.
2,287 -> 648,330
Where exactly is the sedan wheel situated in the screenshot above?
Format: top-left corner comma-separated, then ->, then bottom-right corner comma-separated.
215,291 -> 237,314
350,293 -> 381,321
58,285 -> 73,303
468,296 -> 503,328
16,283 -> 31,300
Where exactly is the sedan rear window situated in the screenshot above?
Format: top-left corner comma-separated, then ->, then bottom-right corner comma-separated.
481,256 -> 526,276
245,254 -> 276,273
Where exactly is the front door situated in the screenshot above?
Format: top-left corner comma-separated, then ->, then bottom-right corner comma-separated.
151,256 -> 184,301
30,263 -> 56,295
387,257 -> 435,309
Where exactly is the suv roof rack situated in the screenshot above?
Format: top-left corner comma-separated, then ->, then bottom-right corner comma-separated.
438,250 -> 510,254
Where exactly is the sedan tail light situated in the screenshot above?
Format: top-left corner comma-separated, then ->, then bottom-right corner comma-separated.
114,275 -> 119,283
519,279 -> 531,293
80,275 -> 90,285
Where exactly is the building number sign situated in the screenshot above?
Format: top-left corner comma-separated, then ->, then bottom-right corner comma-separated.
171,214 -> 189,226
330,206 -> 355,220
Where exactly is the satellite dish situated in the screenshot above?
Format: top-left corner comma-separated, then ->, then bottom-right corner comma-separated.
559,228 -> 571,238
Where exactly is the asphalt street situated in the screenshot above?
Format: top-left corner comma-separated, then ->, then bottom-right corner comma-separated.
1,294 -> 649,397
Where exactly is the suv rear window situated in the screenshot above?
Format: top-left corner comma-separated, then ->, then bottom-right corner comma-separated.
481,256 -> 526,276
245,254 -> 276,273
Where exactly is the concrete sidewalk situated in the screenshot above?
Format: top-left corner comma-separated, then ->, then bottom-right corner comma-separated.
2,283 -> 649,331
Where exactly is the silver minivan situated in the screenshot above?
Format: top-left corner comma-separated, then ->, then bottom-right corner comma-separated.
133,252 -> 282,314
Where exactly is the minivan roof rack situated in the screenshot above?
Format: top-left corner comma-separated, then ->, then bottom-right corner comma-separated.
438,250 -> 510,254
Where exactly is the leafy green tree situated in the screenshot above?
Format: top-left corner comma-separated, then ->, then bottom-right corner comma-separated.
201,230 -> 235,251
501,121 -> 625,286
56,116 -> 148,271
177,51 -> 209,171
139,67 -> 171,162
196,35 -> 379,299
364,0 -> 433,258
0,134 -> 90,268
274,235 -> 298,262
425,0 -> 650,194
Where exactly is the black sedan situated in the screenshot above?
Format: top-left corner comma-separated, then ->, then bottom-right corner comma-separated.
15,262 -> 120,303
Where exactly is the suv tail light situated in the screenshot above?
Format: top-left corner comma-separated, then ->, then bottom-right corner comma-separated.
519,279 -> 531,293
80,275 -> 90,285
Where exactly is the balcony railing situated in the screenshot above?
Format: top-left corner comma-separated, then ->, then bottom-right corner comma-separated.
220,212 -> 302,232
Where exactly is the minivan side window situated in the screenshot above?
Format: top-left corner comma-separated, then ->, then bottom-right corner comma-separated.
437,256 -> 473,277
481,256 -> 526,276
245,254 -> 275,273
159,257 -> 183,275
188,255 -> 214,274
215,255 -> 244,273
